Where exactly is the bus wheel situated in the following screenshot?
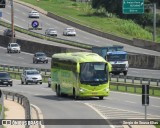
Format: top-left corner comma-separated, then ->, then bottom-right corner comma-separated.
99,96 -> 104,100
56,85 -> 61,96
73,88 -> 78,100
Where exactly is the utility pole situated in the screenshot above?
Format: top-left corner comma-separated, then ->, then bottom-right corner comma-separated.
153,3 -> 156,42
11,0 -> 14,42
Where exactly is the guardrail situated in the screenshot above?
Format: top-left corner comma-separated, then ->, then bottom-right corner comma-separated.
1,90 -> 31,128
0,64 -> 160,95
110,75 -> 160,86
0,64 -> 160,86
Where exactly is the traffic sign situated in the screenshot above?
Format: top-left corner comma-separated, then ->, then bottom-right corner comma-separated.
32,20 -> 39,29
123,0 -> 144,14
142,85 -> 149,106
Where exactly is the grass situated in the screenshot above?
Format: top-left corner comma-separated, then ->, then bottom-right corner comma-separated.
20,0 -> 160,42
110,84 -> 160,97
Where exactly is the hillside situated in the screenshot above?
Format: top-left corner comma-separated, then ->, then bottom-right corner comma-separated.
21,0 -> 160,42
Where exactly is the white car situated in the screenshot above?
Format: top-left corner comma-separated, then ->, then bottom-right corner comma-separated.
45,28 -> 57,36
21,69 -> 42,85
63,28 -> 76,36
28,10 -> 39,18
7,43 -> 21,53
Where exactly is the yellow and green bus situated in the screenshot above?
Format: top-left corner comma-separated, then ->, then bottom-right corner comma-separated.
51,52 -> 112,100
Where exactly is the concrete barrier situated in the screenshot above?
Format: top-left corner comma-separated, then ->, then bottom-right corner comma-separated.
0,35 -> 160,69
0,35 -> 85,57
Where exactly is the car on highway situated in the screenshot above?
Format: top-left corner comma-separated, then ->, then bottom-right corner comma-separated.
63,27 -> 76,36
28,10 -> 39,18
21,69 -> 42,85
0,72 -> 13,87
33,52 -> 48,63
3,29 -> 15,37
45,28 -> 57,36
7,43 -> 21,53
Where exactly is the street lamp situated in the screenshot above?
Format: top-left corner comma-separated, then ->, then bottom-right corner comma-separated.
11,0 -> 14,42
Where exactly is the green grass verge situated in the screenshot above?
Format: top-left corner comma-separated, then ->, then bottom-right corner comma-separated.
110,84 -> 160,97
20,0 -> 160,42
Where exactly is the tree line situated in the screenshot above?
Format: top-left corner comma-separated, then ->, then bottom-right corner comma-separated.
91,0 -> 160,28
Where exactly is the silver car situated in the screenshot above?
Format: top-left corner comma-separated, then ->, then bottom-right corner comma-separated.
45,28 -> 57,36
7,43 -> 21,53
28,10 -> 39,18
63,28 -> 76,36
21,69 -> 42,85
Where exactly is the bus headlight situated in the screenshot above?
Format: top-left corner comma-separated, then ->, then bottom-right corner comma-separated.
80,88 -> 85,92
105,88 -> 109,91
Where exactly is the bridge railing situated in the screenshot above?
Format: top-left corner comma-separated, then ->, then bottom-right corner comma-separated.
0,90 -> 31,128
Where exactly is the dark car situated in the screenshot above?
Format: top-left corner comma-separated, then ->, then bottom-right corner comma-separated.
0,72 -> 13,86
3,29 -> 15,37
33,52 -> 48,63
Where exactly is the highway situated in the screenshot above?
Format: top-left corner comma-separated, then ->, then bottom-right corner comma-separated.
0,46 -> 160,79
1,2 -> 160,56
0,2 -> 160,128
1,80 -> 160,128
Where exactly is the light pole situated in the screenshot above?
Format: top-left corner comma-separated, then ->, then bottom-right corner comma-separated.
153,3 -> 156,42
11,0 -> 14,42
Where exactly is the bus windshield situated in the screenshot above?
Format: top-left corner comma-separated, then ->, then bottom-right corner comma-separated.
80,62 -> 108,85
107,54 -> 127,61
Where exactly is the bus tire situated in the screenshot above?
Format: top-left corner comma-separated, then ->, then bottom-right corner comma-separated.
99,96 -> 104,100
56,85 -> 61,97
73,88 -> 78,100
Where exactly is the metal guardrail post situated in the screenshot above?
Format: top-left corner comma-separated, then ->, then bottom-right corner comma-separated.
125,85 -> 128,92
116,76 -> 119,82
148,79 -> 151,85
152,88 -> 154,95
12,95 -> 14,101
157,80 -> 159,86
132,77 -> 134,84
124,76 -> 126,83
134,85 -> 136,93
140,78 -> 143,84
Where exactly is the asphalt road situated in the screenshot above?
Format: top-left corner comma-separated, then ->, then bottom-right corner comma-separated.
1,80 -> 160,128
0,46 -> 160,79
1,2 -> 160,56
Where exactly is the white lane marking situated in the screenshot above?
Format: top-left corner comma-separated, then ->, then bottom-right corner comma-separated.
15,9 -> 20,12
84,103 -> 115,128
125,100 -> 136,104
18,57 -> 24,59
111,91 -> 160,100
45,23 -> 50,26
151,105 -> 160,108
83,36 -> 89,40
1,18 -> 25,28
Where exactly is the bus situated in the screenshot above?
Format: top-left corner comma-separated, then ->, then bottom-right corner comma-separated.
51,52 -> 112,100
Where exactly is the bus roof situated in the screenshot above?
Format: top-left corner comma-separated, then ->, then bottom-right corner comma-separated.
52,52 -> 107,63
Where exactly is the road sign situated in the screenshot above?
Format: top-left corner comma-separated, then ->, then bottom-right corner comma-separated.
32,20 -> 39,28
142,85 -> 149,105
123,0 -> 144,14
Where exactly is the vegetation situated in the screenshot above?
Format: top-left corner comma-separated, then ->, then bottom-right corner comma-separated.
20,0 -> 160,42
